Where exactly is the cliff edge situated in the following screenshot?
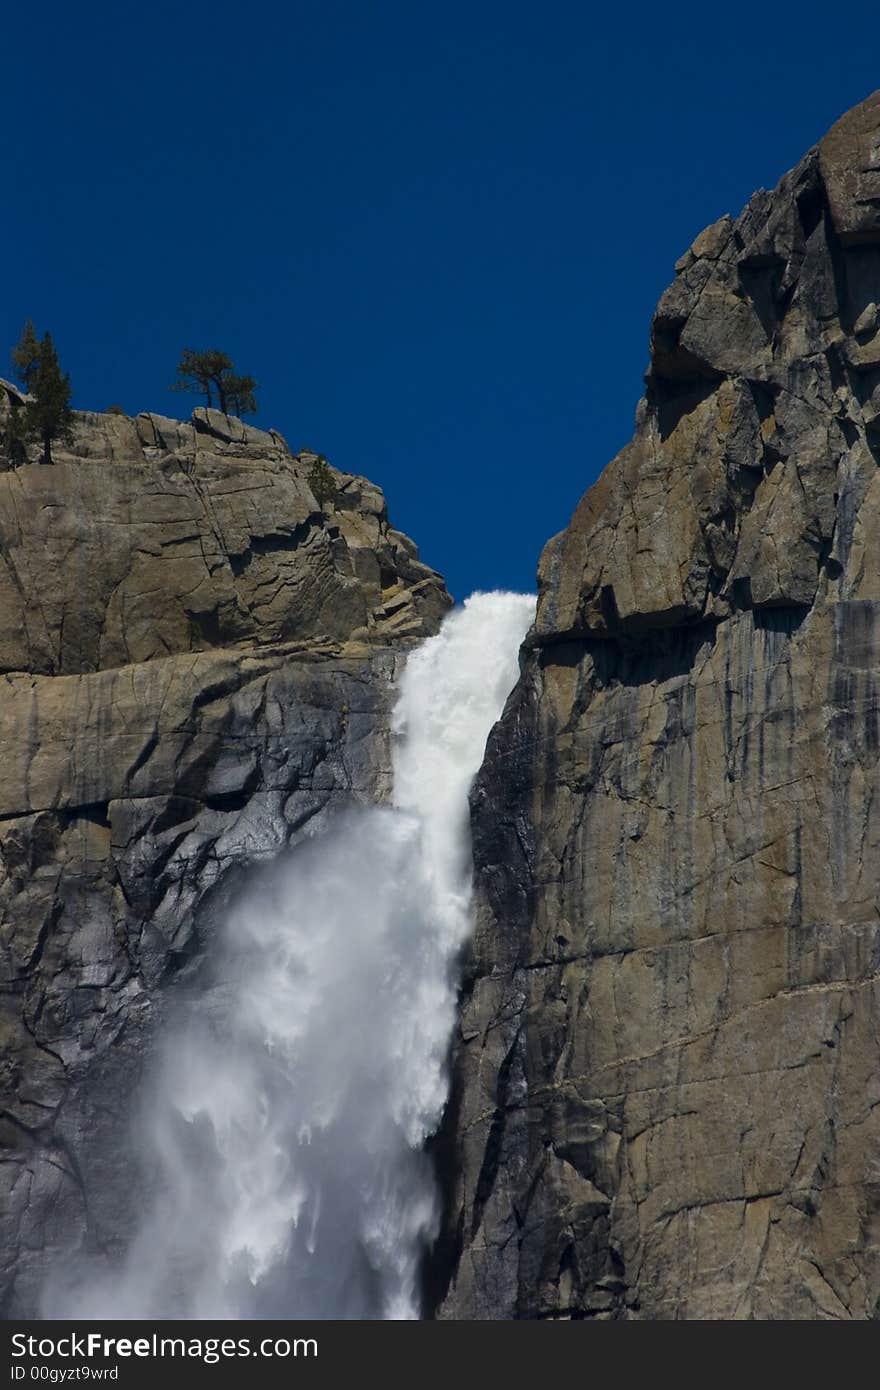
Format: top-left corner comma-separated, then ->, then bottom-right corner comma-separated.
0,397 -> 450,1314
436,91 -> 880,1319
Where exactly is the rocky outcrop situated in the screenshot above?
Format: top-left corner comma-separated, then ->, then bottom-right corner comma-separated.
0,392 -> 449,668
436,92 -> 880,1319
0,398 -> 450,1315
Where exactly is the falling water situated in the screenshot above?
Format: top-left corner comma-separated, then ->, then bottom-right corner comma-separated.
45,590 -> 535,1320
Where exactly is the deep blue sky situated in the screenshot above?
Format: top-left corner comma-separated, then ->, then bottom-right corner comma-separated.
3,3 -> 877,600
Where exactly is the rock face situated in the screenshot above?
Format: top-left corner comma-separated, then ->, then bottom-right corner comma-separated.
0,396 -> 450,1315
0,397 -> 448,668
436,92 -> 880,1319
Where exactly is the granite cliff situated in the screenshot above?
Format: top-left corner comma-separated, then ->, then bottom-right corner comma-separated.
5,88 -> 880,1324
0,395 -> 450,1314
435,91 -> 880,1318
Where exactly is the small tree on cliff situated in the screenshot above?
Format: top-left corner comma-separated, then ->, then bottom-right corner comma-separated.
25,333 -> 74,465
2,397 -> 28,468
11,319 -> 40,393
307,454 -> 337,511
224,372 -> 258,417
171,349 -> 259,417
171,349 -> 231,410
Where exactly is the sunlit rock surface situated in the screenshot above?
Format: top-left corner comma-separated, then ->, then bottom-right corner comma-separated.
0,396 -> 450,1315
435,91 -> 880,1320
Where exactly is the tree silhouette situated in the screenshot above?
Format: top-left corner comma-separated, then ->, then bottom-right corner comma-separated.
225,373 -> 258,417
171,350 -> 258,417
11,319 -> 40,393
307,455 -> 337,511
3,398 -> 28,468
25,334 -> 74,465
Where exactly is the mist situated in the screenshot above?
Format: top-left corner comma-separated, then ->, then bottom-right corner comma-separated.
43,591 -> 535,1320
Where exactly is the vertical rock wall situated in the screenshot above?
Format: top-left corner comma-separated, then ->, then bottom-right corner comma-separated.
0,402 -> 450,1315
437,91 -> 880,1320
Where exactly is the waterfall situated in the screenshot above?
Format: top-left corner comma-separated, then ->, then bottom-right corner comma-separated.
45,590 -> 535,1321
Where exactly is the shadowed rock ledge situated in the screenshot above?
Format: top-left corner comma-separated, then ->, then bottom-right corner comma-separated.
434,91 -> 880,1319
0,399 -> 450,1315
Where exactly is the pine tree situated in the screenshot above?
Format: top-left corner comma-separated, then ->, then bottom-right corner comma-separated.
307,455 -> 337,511
171,350 -> 258,418
224,373 -> 258,417
25,333 -> 74,465
11,319 -> 40,393
3,398 -> 28,468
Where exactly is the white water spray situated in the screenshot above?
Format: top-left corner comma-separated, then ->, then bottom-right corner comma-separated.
46,591 -> 534,1320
